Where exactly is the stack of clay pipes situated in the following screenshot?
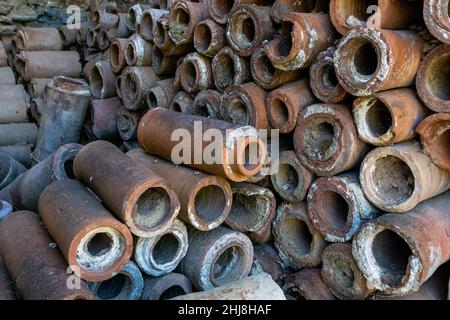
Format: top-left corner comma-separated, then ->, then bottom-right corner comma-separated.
1,0 -> 450,300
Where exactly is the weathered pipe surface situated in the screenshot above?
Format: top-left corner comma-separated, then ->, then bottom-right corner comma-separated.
59,25 -> 78,47
134,219 -> 189,277
152,46 -> 178,76
170,91 -> 195,113
212,46 -> 251,93
110,38 -> 130,74
0,123 -> 38,146
16,51 -> 82,82
251,244 -> 285,285
251,46 -> 302,90
107,13 -> 131,39
0,84 -> 29,102
294,103 -> 368,177
168,0 -> 209,45
416,44 -> 450,113
33,77 -> 90,162
146,79 -> 177,110
85,27 -> 98,49
273,202 -> 327,270
207,0 -> 273,25
308,171 -> 380,243
334,27 -> 424,96
122,66 -> 160,111
0,99 -> 29,124
227,5 -> 274,57
360,141 -> 450,213
97,29 -> 110,51
271,0 -> 329,23
266,13 -> 336,71
226,182 -> 276,244
125,34 -> 152,67
194,18 -> 226,58
0,201 -> 13,220
139,8 -> 169,41
329,0 -> 420,35
353,190 -> 450,296
321,243 -> 374,300
29,78 -> 52,98
154,14 -> 193,56
178,226 -> 254,291
310,47 -> 349,104
14,27 -> 62,51
353,88 -> 429,147
96,10 -> 119,30
0,41 -> 7,67
0,211 -> 95,300
89,261 -> 144,300
89,61 -> 117,99
417,113 -> 450,172
128,4 -> 152,33
74,141 -> 180,237
284,268 -> 335,300
0,255 -> 16,300
127,149 -> 232,231
266,79 -> 315,134
138,108 -> 267,182
76,21 -> 97,46
0,67 -> 16,85
117,108 -> 143,141
222,82 -> 269,130
0,145 -> 33,168
424,0 -> 450,44
142,273 -> 193,300
192,90 -> 222,119
178,53 -> 213,94
90,97 -> 122,141
173,273 -> 285,300
270,150 -> 313,203
0,151 -> 26,190
39,179 -> 133,282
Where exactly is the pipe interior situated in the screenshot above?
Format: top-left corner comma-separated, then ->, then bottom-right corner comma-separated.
433,126 -> 450,164
133,187 -> 171,229
110,43 -> 121,69
228,192 -> 270,230
90,66 -> 103,97
227,98 -> 249,125
172,7 -> 190,38
147,90 -> 158,109
182,61 -> 197,90
254,53 -> 276,81
277,21 -> 294,57
321,64 -> 339,89
270,98 -> 290,125
303,119 -> 337,161
274,163 -> 299,194
194,185 -> 227,224
365,99 -> 392,138
319,190 -> 349,230
214,53 -> 235,89
125,43 -> 136,65
195,23 -> 212,53
159,285 -> 187,300
96,273 -> 131,300
87,232 -> 113,256
352,40 -> 378,77
281,217 -> 313,257
212,245 -> 245,286
324,253 -> 355,289
153,233 -> 181,265
140,13 -> 153,39
426,53 -> 450,101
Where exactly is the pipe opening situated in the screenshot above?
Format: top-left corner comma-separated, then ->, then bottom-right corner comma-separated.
194,185 -> 227,224
227,99 -> 249,125
285,286 -> 307,300
193,102 -> 210,117
324,254 -> 355,289
212,0 -> 234,16
372,229 -> 412,287
275,163 -> 299,193
172,8 -> 190,38
152,46 -> 164,71
254,53 -> 277,82
125,43 -> 136,65
123,73 -> 138,105
133,187 -> 171,229
97,273 -> 131,299
155,20 -> 166,45
86,29 -> 96,47
229,193 -> 269,230
282,217 -> 313,257
319,191 -> 349,231
129,8 -> 137,29
277,21 -> 294,57
98,30 -> 109,49
303,119 -> 337,161
140,13 -> 153,39
181,61 -> 197,91
270,98 -> 290,125
110,43 -> 121,69
212,245 -> 245,286
366,99 -> 392,138
160,285 -> 187,300
214,54 -> 235,89
90,66 -> 104,98
87,232 -> 113,256
322,64 -> 339,88
371,156 -> 414,206
147,91 -> 158,109
59,29 -> 67,46
195,23 -> 212,53
64,159 -> 76,179
434,127 -> 450,163
426,54 -> 450,100
171,101 -> 182,112
353,40 -> 378,77
153,233 -> 181,265
242,141 -> 262,172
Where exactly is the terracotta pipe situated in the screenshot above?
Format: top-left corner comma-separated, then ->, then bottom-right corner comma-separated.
85,27 -> 99,49
73,141 -> 180,237
211,46 -> 251,93
251,244 -> 286,285
353,88 -> 429,146
273,202 -> 328,270
284,268 -> 336,300
424,0 -> 450,44
14,27 -> 62,51
90,97 -> 122,141
110,38 -> 130,74
271,0 -> 329,23
294,103 -> 368,177
334,27 -> 424,96
154,14 -> 193,56
147,79 -> 177,109
138,108 -> 267,182
0,211 -> 95,300
152,45 -> 178,76
89,61 -> 117,99
266,79 -> 316,133
142,273 -> 193,300
192,90 -> 222,119
178,226 -> 254,290
169,91 -> 195,113
417,113 -> 450,172
127,149 -> 232,231
0,99 -> 28,124
207,0 -> 274,24
178,53 -> 213,94
139,8 -> 169,41
118,108 -> 143,141
353,190 -> 450,296
168,0 -> 209,45
122,66 -> 160,111
128,4 -> 153,33
0,151 -> 26,190
194,19 -> 226,58
125,34 -> 152,67
0,123 -> 37,146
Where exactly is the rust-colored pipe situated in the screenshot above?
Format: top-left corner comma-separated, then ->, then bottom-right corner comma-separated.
110,38 -> 130,74
154,14 -> 193,56
271,0 -> 329,23
251,46 -> 302,90
178,226 -> 254,290
266,79 -> 316,133
152,46 -> 178,76
0,211 -> 95,300
147,79 -> 177,109
90,97 -> 122,141
128,4 -> 153,33
14,27 -> 62,51
284,268 -> 335,300
168,0 -> 209,45
222,82 -> 269,129
273,202 -> 328,270
74,141 -> 180,237
117,108 -> 143,141
207,0 -> 274,25
416,44 -> 450,113
89,61 -> 117,99
178,53 -> 213,94
125,34 -> 152,67
0,151 -> 26,190
417,113 -> 450,172
139,8 -> 169,41
424,0 -> 450,44
360,141 -> 450,213
329,0 -> 421,36
227,5 -> 275,57
252,244 -> 286,285
138,108 -> 267,182
192,90 -> 222,119
127,149 -> 232,231
169,91 -> 195,113
122,66 -> 160,111
212,46 -> 251,93
353,190 -> 450,296
321,243 -> 374,300
334,27 -> 424,96
194,19 -> 226,58
226,182 -> 276,244
353,88 -> 429,146
308,171 -> 380,243
0,256 -> 16,300
310,47 -> 349,104
294,103 -> 368,177
142,273 -> 193,300
270,150 -> 314,203
38,179 -> 133,282
266,13 -> 336,71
